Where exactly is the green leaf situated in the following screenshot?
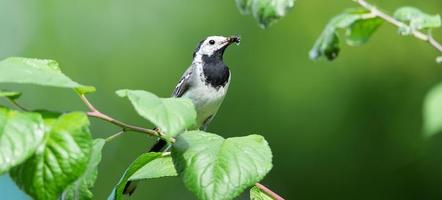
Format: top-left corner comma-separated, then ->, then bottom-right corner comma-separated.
10,112 -> 93,200
129,155 -> 177,181
61,139 -> 106,200
0,57 -> 95,94
235,0 -> 295,28
109,153 -> 177,199
394,7 -> 441,34
437,56 -> 442,64
0,107 -> 45,174
310,9 -> 382,61
0,89 -> 21,99
310,29 -> 341,61
109,152 -> 164,200
423,82 -> 442,137
346,17 -> 383,46
116,89 -> 197,137
250,186 -> 272,200
236,0 -> 252,15
172,131 -> 273,200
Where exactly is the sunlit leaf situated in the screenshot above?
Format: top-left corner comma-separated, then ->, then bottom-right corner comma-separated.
236,0 -> 295,28
0,57 -> 95,94
108,154 -> 177,199
10,112 -> 93,200
423,82 -> 442,137
0,89 -> 21,100
129,155 -> 177,181
172,131 -> 273,200
310,9 -> 382,61
116,89 -> 196,137
250,186 -> 272,200
437,56 -> 442,64
0,107 -> 44,174
61,139 -> 106,200
394,7 -> 441,34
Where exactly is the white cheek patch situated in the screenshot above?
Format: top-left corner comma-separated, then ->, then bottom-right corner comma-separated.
196,36 -> 228,57
201,45 -> 218,56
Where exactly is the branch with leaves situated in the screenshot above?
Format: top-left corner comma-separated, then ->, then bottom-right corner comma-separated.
356,0 -> 442,52
310,0 -> 442,63
0,57 -> 283,200
78,94 -> 169,140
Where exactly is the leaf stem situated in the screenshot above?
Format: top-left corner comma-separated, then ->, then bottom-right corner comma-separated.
354,0 -> 442,53
79,94 -> 174,142
7,99 -> 29,112
105,130 -> 125,143
255,183 -> 285,200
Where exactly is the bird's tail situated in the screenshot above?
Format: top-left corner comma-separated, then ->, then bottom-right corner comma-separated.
122,138 -> 168,196
149,139 -> 168,152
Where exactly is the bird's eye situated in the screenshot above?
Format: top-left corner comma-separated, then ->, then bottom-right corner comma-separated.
209,40 -> 215,45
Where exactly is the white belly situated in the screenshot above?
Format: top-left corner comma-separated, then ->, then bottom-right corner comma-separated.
183,81 -> 229,128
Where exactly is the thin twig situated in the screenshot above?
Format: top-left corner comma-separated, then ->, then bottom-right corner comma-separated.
79,94 -> 174,142
86,111 -> 159,136
255,183 -> 285,200
429,33 -> 442,52
354,0 -> 442,53
79,94 -> 98,112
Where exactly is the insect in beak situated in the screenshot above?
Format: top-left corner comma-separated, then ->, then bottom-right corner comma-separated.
228,35 -> 241,45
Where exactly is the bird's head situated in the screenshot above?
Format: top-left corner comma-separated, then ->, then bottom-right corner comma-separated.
193,35 -> 240,60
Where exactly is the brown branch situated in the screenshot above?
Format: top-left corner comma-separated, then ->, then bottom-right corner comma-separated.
354,0 -> 442,54
79,94 -> 174,142
255,183 -> 285,200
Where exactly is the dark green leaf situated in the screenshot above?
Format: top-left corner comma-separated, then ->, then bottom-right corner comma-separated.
0,57 -> 95,94
108,152 -> 164,200
10,112 -> 93,200
250,186 -> 272,200
235,0 -> 295,28
0,107 -> 45,174
424,82 -> 442,137
309,29 -> 340,61
310,9 -> 382,61
0,89 -> 21,99
172,131 -> 273,200
394,7 -> 441,33
116,89 -> 197,137
346,17 -> 383,46
61,139 -> 106,200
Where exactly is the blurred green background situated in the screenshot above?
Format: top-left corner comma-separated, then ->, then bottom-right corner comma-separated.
1,0 -> 442,199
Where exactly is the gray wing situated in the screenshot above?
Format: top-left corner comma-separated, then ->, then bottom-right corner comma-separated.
172,65 -> 194,97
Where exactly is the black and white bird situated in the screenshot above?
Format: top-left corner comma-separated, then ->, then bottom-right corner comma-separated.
149,35 -> 240,152
123,35 -> 240,195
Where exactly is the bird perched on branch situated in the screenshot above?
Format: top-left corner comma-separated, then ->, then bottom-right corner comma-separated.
123,35 -> 240,195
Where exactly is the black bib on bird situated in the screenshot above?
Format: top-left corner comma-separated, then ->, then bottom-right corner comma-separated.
202,48 -> 230,88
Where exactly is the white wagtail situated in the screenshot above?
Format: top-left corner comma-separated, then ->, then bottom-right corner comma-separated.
123,35 -> 240,195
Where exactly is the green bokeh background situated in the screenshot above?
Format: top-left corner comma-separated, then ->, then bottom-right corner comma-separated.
1,0 -> 442,199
